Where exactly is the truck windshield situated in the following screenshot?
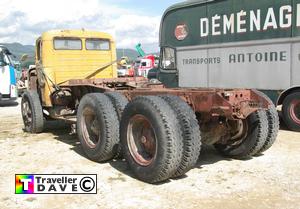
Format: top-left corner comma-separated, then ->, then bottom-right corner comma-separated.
54,38 -> 82,50
161,47 -> 176,70
86,39 -> 110,50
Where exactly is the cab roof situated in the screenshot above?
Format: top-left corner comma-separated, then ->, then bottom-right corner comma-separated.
40,29 -> 114,41
163,0 -> 214,17
160,0 -> 216,45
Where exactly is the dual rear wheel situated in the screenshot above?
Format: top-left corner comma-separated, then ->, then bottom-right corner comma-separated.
214,91 -> 279,158
77,94 -> 202,183
120,96 -> 201,183
77,93 -> 127,162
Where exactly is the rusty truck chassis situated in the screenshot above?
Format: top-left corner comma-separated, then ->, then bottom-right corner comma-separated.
55,77 -> 269,122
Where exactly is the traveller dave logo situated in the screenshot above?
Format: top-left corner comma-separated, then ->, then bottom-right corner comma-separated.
15,174 -> 97,194
15,175 -> 34,194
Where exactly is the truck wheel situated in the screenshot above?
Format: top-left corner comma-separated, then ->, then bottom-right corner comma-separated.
253,91 -> 279,154
120,96 -> 183,183
77,93 -> 119,162
104,92 -> 128,120
21,90 -> 44,133
160,95 -> 201,178
104,92 -> 129,158
282,92 -> 300,132
214,110 -> 268,159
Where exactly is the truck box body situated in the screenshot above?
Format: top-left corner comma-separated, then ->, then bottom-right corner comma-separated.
160,0 -> 300,92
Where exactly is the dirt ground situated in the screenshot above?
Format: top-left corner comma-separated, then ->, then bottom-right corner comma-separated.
0,99 -> 299,209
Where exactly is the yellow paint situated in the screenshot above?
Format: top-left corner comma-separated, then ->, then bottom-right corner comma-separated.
35,29 -> 117,106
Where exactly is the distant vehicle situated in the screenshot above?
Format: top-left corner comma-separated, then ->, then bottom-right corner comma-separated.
137,58 -> 152,77
117,66 -> 127,77
137,55 -> 155,77
127,65 -> 135,77
0,46 -> 17,101
135,43 -> 156,77
118,65 -> 134,77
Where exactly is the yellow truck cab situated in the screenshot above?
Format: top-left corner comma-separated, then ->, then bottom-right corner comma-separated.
31,29 -> 117,107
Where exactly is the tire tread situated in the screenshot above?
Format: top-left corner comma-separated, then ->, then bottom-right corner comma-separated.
121,96 -> 183,183
77,93 -> 119,162
160,95 -> 201,178
22,90 -> 44,133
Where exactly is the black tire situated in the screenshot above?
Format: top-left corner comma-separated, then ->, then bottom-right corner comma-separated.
120,96 -> 183,183
254,91 -> 280,154
160,95 -> 201,178
104,92 -> 129,158
21,90 -> 44,133
282,92 -> 300,132
214,110 -> 268,159
77,93 -> 119,162
104,92 -> 128,120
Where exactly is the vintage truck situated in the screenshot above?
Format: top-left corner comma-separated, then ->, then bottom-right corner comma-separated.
160,0 -> 300,131
0,46 -> 17,102
21,27 -> 278,182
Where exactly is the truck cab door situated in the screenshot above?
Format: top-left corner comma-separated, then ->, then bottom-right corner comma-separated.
158,47 -> 179,88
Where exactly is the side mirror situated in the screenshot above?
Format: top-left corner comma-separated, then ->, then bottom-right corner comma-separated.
20,54 -> 29,62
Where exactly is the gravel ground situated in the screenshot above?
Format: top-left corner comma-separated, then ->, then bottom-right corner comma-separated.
0,99 -> 299,209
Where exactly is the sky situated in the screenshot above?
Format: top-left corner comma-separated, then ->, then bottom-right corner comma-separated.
0,0 -> 182,52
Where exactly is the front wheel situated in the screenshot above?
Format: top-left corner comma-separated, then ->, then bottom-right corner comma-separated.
21,91 -> 44,133
282,92 -> 300,132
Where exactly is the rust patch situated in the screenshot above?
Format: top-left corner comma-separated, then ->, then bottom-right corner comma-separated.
62,78 -> 270,120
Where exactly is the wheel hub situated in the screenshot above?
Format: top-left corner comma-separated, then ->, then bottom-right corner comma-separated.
22,98 -> 32,127
228,119 -> 249,146
290,100 -> 300,124
127,114 -> 157,166
81,107 -> 101,148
